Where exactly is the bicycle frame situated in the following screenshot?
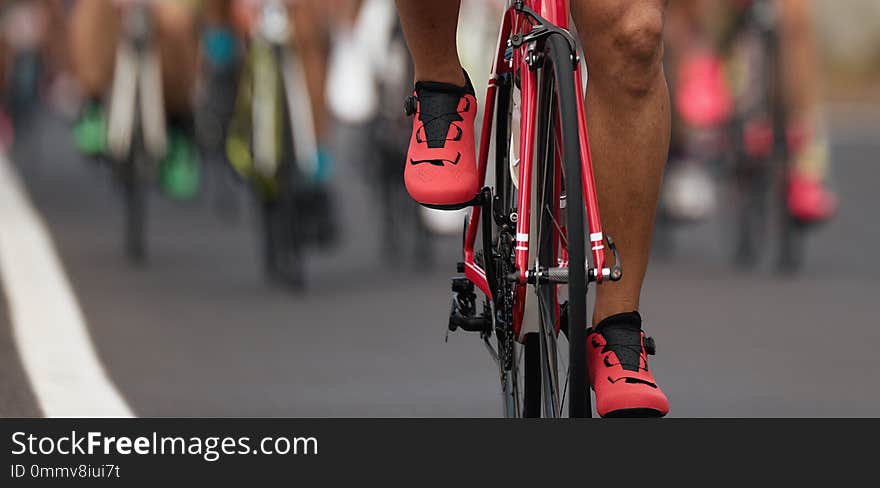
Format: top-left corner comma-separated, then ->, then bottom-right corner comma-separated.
247,0 -> 320,179
106,1 -> 167,163
462,0 -> 606,340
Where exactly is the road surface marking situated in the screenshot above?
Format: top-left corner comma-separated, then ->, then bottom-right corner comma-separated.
0,154 -> 133,417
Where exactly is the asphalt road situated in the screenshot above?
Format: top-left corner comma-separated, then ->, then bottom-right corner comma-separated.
2,105 -> 879,418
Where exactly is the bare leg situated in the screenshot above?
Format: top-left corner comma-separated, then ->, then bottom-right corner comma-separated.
663,0 -> 704,159
777,0 -> 827,179
777,0 -> 818,127
69,0 -> 197,115
571,0 -> 670,324
292,0 -> 330,141
0,36 -> 7,102
68,0 -> 119,100
204,0 -> 234,26
395,0 -> 669,321
394,0 -> 464,86
155,2 -> 198,115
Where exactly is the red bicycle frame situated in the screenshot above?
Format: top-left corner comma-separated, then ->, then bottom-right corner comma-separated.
462,0 -> 607,339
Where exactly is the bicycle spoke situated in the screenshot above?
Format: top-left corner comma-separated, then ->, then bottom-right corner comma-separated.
545,204 -> 568,250
559,368 -> 570,417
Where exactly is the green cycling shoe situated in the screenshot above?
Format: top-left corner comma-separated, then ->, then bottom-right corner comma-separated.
159,129 -> 201,201
72,102 -> 108,156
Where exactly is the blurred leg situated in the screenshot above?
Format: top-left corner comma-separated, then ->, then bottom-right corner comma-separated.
664,0 -> 703,159
0,35 -> 7,101
571,0 -> 670,324
291,0 -> 330,140
154,1 -> 198,115
777,0 -> 819,128
68,0 -> 119,100
43,0 -> 71,77
328,0 -> 362,27
775,0 -> 835,222
776,0 -> 826,178
394,0 -> 464,86
204,0 -> 234,26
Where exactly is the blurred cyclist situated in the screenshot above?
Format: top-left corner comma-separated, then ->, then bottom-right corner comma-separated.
68,0 -> 201,199
666,0 -> 837,223
0,0 -> 70,143
227,0 -> 333,170
395,1 -> 671,417
773,0 -> 837,222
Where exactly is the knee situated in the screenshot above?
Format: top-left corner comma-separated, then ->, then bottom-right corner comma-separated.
155,3 -> 196,41
616,8 -> 664,63
596,5 -> 665,96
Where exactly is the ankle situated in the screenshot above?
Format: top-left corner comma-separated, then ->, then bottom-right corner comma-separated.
414,65 -> 466,87
593,305 -> 641,327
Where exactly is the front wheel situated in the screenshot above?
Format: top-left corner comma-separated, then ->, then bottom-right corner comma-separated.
534,34 -> 591,418
777,178 -> 805,274
495,34 -> 591,418
122,138 -> 148,265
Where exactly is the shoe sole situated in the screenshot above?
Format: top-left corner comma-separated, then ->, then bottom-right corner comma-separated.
419,195 -> 480,211
602,408 -> 667,419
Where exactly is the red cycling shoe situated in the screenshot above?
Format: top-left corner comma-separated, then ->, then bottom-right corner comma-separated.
403,72 -> 479,210
788,171 -> 837,223
587,312 -> 670,418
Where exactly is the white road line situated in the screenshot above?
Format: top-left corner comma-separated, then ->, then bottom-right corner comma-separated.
0,154 -> 133,418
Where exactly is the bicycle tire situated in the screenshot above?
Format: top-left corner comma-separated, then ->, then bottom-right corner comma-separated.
275,47 -> 306,291
496,34 -> 590,418
123,122 -> 148,265
541,33 -> 589,418
251,43 -> 306,290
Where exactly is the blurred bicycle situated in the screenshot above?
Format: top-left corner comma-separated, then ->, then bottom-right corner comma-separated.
1,0 -> 47,127
105,0 -> 169,263
325,0 -> 434,266
226,0 -> 336,289
67,0 -> 203,264
662,0 -> 837,273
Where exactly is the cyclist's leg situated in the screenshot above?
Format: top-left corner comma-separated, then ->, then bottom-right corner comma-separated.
664,0 -> 707,147
571,0 -> 669,324
154,1 -> 201,200
661,0 -> 721,222
204,0 -> 233,25
393,0 -> 478,208
394,0 -> 464,86
291,0 -> 330,147
777,0 -> 818,132
68,0 -> 118,154
291,0 -> 338,242
69,0 -> 198,117
203,0 -> 239,65
69,0 -> 118,103
776,0 -> 836,221
0,36 -> 6,100
0,31 -> 10,148
573,0 -> 670,416
155,1 -> 198,115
